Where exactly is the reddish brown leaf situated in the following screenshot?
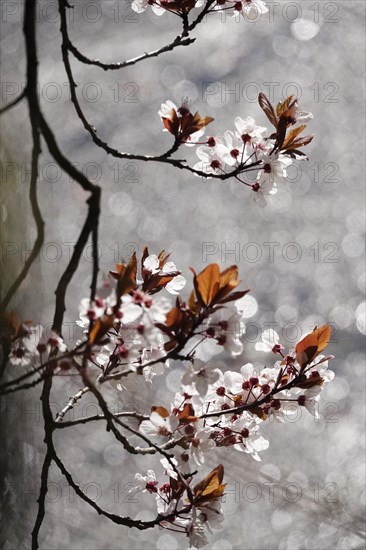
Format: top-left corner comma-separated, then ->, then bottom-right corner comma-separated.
195,264 -> 220,306
283,125 -> 306,148
170,476 -> 186,501
250,406 -> 268,420
296,376 -> 324,389
285,134 -> 314,150
141,245 -> 150,270
0,311 -> 20,344
165,306 -> 183,328
89,315 -> 115,344
188,289 -> 199,314
276,95 -> 294,118
193,464 -> 226,506
177,403 -> 197,424
151,406 -> 170,418
117,252 -> 137,301
218,289 -> 250,305
295,324 -> 332,370
274,115 -> 288,150
258,93 -> 278,128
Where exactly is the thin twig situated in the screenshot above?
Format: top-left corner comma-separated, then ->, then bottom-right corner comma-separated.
31,374 -> 53,550
67,33 -> 195,71
52,189 -> 100,335
55,386 -> 90,422
0,88 -> 26,115
57,0 -> 263,183
61,0 -> 216,72
54,410 -> 149,428
0,343 -> 85,393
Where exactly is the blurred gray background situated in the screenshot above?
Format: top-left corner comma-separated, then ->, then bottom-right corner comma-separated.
1,1 -> 365,548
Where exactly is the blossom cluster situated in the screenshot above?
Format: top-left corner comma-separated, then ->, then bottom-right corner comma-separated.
159,94 -> 314,206
129,320 -> 334,546
132,0 -> 268,18
6,251 -> 334,548
6,319 -> 66,369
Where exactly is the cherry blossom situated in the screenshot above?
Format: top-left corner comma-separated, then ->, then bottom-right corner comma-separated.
158,99 -> 213,146
234,0 -> 269,16
188,427 -> 216,465
234,115 -> 267,146
255,328 -> 283,353
130,470 -> 158,493
181,359 -> 221,396
8,250 -> 336,549
77,297 -> 106,326
193,144 -> 228,175
139,410 -> 179,437
205,308 -> 245,356
132,0 -> 165,16
9,324 -> 42,367
142,253 -> 186,295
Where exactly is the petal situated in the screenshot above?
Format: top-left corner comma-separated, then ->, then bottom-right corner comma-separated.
165,275 -> 186,295
143,254 -> 160,273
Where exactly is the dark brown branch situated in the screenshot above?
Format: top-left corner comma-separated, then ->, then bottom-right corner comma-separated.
33,370 -> 166,532
53,439 -> 193,529
99,307 -> 210,383
0,343 -> 85,393
55,410 -> 149,428
0,373 -> 46,395
52,188 -> 100,335
81,375 -> 143,454
67,32 -> 195,71
61,0 -> 217,72
0,88 -> 26,115
188,0 -> 216,32
31,374 -> 53,550
62,0 -> 216,72
52,452 -> 161,529
23,0 -> 102,543
82,373 -> 193,501
90,224 -> 99,302
58,0 -> 263,183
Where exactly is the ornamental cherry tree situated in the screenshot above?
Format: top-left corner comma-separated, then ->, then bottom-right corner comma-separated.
0,0 -> 334,548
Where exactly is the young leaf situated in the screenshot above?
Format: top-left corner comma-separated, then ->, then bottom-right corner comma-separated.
295,323 -> 332,369
296,375 -> 324,389
276,95 -> 294,118
0,311 -> 20,344
285,134 -> 314,150
258,93 -> 278,128
250,406 -> 268,421
283,125 -> 306,149
89,315 -> 115,344
217,289 -> 250,305
195,264 -> 220,306
170,476 -> 185,501
151,406 -> 170,418
193,464 -> 226,506
274,115 -> 288,150
116,252 -> 137,300
177,403 -> 197,424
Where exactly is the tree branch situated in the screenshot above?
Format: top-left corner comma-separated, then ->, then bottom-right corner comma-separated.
0,89 -> 26,115
58,0 -> 263,183
60,0 -> 218,72
55,386 -> 90,422
54,410 -> 149,428
31,374 -> 53,550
